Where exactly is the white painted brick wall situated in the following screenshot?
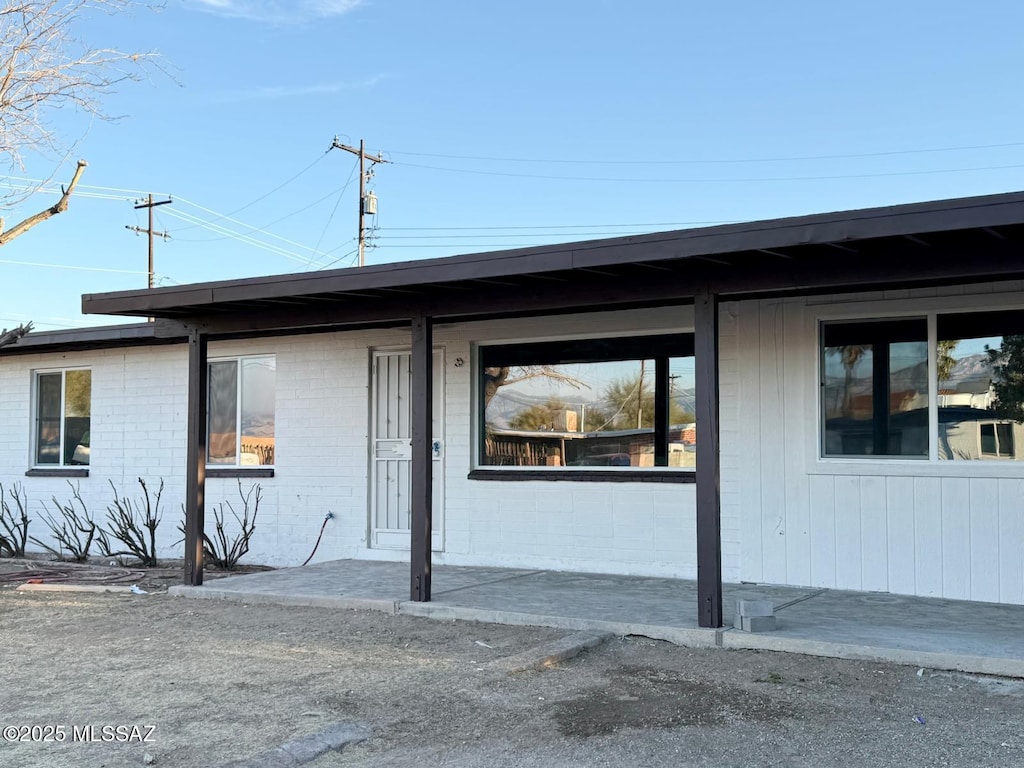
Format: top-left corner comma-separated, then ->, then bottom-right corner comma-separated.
2,311 -> 705,580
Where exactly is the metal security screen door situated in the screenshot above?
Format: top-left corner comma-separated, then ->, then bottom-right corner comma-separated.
370,349 -> 444,550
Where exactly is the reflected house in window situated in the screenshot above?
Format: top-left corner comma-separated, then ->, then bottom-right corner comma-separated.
484,423 -> 697,468
936,312 -> 1024,461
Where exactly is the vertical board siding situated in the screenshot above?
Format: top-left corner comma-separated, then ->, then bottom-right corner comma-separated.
732,291 -> 1024,605
998,479 -> 1024,604
833,475 -> 863,590
782,300 -> 812,587
859,476 -> 888,592
940,478 -> 972,600
758,302 -> 788,585
969,479 -> 1000,602
885,476 -> 916,596
807,474 -> 837,588
914,477 -> 944,597
735,301 -> 764,582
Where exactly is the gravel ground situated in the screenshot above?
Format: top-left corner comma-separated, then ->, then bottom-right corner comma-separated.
1,582 -> 1022,768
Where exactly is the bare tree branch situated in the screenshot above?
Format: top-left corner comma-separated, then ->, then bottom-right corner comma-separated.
0,157 -> 84,244
0,320 -> 33,348
0,1 -> 159,169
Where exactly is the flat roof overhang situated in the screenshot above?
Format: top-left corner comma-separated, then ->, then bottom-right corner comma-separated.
0,322 -> 183,355
79,190 -> 1024,336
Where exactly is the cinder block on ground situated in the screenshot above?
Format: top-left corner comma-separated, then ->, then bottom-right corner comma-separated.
734,599 -> 776,632
740,615 -> 777,632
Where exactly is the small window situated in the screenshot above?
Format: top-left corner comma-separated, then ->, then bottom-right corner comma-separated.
208,355 -> 276,467
937,310 -> 1024,461
821,319 -> 928,458
479,335 -> 695,470
33,369 -> 91,467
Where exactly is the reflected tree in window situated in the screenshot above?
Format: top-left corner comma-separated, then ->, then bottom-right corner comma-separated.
828,344 -> 869,418
988,335 -> 1024,423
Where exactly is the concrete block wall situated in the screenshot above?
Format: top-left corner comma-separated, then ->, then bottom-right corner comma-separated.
2,307 -> 711,581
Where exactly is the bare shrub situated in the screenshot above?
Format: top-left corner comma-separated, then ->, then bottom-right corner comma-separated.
97,478 -> 163,567
30,480 -> 96,562
0,482 -> 30,557
178,481 -> 261,570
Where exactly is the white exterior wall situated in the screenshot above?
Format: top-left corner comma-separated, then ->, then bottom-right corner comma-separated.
8,280 -> 1020,603
432,306 -> 707,580
0,309 -> 711,580
728,281 -> 1024,605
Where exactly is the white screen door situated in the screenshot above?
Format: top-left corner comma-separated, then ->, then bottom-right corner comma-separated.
370,349 -> 444,550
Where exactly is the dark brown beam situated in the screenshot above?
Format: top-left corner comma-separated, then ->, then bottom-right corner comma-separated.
184,329 -> 208,586
654,357 -> 669,466
410,314 -> 433,602
694,287 -> 722,628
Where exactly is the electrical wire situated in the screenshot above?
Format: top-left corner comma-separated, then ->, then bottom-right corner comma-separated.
386,139 -> 1024,165
394,160 -> 1024,184
309,157 -> 359,268
160,208 -> 332,268
170,153 -> 328,233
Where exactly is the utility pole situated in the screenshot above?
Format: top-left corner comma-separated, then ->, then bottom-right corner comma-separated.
330,137 -> 390,267
126,194 -> 172,288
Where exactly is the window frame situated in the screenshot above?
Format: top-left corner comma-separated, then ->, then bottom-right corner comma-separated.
817,303 -> 1024,467
206,354 -> 276,470
820,317 -> 929,459
30,366 -> 92,471
473,332 -> 696,481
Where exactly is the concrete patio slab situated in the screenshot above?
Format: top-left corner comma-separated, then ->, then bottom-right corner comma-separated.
168,559 -> 1024,678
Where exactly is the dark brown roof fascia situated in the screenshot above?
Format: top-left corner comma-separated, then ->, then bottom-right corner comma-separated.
0,322 -> 185,356
81,190 -> 1024,319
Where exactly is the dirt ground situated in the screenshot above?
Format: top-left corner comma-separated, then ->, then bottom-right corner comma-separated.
1,562 -> 1023,768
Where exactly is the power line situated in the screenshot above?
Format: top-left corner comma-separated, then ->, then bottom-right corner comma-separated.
395,160 -> 1024,184
0,257 -> 152,275
386,140 -> 1024,166
170,153 -> 328,233
309,156 -> 359,269
378,220 -> 738,231
160,208 -> 331,268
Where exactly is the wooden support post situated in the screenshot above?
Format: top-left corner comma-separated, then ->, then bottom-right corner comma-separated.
654,356 -> 669,466
694,288 -> 723,627
184,328 -> 208,586
410,314 -> 433,602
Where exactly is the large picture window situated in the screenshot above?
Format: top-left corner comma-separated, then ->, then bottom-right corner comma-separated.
208,355 -> 276,467
821,309 -> 1024,461
479,335 -> 695,471
33,369 -> 91,466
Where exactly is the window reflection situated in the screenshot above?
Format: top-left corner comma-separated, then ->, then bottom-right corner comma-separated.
821,320 -> 928,457
208,356 -> 276,467
481,347 -> 695,469
937,311 -> 1024,461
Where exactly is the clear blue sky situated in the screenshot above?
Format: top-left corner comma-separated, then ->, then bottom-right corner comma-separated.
4,0 -> 1024,330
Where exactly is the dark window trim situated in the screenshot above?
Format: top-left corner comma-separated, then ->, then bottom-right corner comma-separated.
206,468 -> 275,478
26,468 -> 89,478
468,469 -> 694,483
480,333 -> 695,474
480,333 -> 694,368
821,317 -> 927,458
